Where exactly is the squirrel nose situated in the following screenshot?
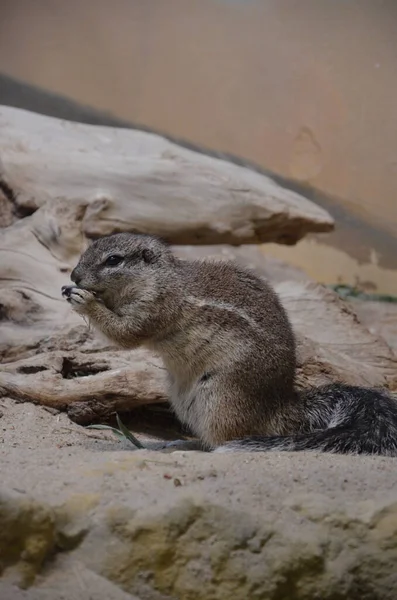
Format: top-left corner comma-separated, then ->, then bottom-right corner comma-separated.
70,268 -> 81,285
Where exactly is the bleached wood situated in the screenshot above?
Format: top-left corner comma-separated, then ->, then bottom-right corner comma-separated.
0,105 -> 334,245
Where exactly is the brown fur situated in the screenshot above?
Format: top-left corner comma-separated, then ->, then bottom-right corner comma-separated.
62,232 -> 303,448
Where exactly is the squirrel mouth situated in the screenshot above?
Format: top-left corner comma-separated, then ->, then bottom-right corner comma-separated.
61,284 -> 101,297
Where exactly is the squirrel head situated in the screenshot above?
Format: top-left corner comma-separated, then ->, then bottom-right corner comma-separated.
70,233 -> 176,309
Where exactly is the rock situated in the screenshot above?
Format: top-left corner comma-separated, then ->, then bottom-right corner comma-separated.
276,280 -> 397,390
0,105 -> 333,245
0,493 -> 58,589
1,416 -> 397,599
350,299 -> 397,355
0,198 -> 87,358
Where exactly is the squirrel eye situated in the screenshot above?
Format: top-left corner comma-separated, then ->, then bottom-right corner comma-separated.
104,255 -> 123,267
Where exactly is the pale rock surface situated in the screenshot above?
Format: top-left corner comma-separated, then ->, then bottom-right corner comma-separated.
352,299 -> 397,355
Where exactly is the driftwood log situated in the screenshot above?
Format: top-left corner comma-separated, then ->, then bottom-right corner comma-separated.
0,105 -> 334,245
0,106 -> 396,426
0,346 -> 168,424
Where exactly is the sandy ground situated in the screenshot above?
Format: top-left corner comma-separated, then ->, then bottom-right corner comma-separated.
1,395 -> 397,599
2,397 -> 397,510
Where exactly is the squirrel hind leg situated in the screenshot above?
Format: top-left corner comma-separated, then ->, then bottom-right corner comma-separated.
159,439 -> 209,453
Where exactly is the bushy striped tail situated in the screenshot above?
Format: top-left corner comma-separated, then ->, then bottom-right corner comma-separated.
215,383 -> 397,457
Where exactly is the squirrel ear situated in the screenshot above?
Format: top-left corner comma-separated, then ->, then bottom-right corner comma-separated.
141,248 -> 156,263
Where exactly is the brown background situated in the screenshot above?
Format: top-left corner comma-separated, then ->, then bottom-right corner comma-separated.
1,0 -> 397,292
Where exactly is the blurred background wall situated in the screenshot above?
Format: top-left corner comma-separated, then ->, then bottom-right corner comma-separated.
1,0 -> 397,292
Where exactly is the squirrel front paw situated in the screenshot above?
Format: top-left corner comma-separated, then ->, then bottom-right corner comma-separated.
62,286 -> 96,315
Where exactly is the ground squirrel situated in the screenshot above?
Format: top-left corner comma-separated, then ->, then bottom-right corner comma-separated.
62,233 -> 397,455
